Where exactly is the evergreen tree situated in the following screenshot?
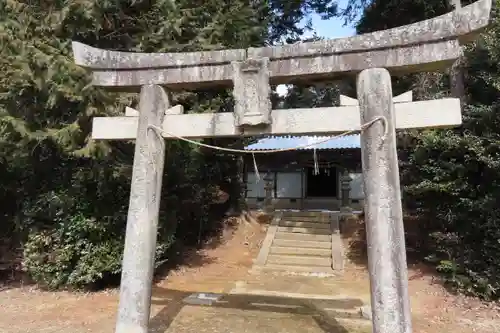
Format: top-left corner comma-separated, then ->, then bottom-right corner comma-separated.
0,0 -> 340,288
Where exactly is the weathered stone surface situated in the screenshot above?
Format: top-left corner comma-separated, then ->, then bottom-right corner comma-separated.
115,85 -> 171,333
91,98 -> 461,140
72,0 -> 492,89
393,91 -> 413,103
357,68 -> 412,333
91,63 -> 235,89
89,39 -> 462,88
125,106 -> 139,117
72,41 -> 246,69
360,305 -> 373,320
340,91 -> 412,106
267,40 -> 461,82
232,58 -> 272,127
125,105 -> 184,117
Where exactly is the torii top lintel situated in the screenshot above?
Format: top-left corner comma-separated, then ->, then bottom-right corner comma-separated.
72,0 -> 492,90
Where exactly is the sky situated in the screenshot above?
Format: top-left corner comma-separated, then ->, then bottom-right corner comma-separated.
305,0 -> 357,40
276,0 -> 357,96
308,13 -> 356,39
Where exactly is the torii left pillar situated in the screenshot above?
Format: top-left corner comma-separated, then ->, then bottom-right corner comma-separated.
115,85 -> 171,333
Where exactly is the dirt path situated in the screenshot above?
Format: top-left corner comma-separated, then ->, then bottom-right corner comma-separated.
1,214 -> 499,333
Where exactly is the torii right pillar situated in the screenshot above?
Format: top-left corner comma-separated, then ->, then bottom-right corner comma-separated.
357,68 -> 412,333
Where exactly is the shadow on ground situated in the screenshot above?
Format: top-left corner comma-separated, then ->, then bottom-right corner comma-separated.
148,287 -> 367,333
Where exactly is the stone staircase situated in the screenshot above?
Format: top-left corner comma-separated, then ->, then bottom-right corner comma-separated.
254,211 -> 343,274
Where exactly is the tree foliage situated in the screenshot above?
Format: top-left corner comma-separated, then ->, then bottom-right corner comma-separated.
356,0 -> 500,299
5,0 -> 499,300
0,0 -> 339,289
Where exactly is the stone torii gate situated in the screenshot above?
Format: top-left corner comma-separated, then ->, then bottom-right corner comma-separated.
71,1 -> 492,333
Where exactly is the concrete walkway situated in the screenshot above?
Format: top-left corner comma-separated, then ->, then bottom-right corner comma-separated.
149,280 -> 372,333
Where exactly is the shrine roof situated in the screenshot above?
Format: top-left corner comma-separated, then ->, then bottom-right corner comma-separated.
244,135 -> 361,151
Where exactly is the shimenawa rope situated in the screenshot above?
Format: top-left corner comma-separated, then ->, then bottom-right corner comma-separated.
146,116 -> 388,182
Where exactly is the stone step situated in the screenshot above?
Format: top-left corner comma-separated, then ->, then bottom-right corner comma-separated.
274,232 -> 331,242
254,264 -> 335,274
279,220 -> 331,229
269,246 -> 331,257
280,215 -> 331,223
228,288 -> 360,302
282,211 -> 327,217
228,290 -> 369,319
272,239 -> 331,249
267,254 -> 332,267
276,226 -> 331,235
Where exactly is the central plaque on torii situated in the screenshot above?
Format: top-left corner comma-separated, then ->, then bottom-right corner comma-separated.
70,1 -> 493,333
